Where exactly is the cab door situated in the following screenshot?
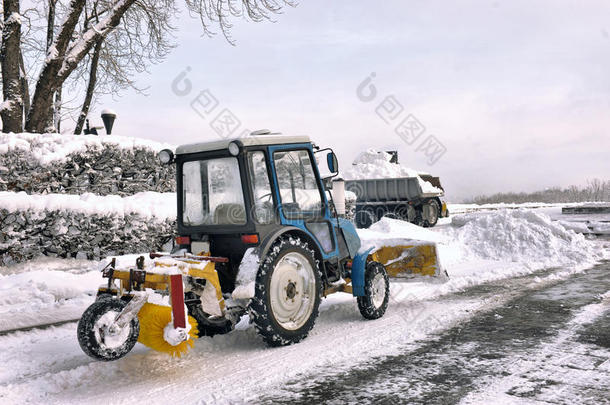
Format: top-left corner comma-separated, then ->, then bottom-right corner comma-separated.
268,144 -> 339,260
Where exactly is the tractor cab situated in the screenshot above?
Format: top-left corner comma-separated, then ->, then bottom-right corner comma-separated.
164,132 -> 361,295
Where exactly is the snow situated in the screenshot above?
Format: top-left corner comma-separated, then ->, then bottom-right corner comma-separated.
45,45 -> 58,63
460,291 -> 610,404
5,12 -> 21,25
345,189 -> 357,202
58,0 -> 132,78
232,248 -> 260,299
342,148 -> 443,194
0,258 -> 102,331
417,176 -> 443,194
558,220 -> 592,234
0,132 -> 174,164
363,216 -> 449,245
0,191 -> 176,220
343,148 -> 421,179
448,201 -> 591,214
163,323 -> 191,346
590,221 -> 610,234
0,100 -> 13,113
0,204 -> 606,403
443,209 -> 598,269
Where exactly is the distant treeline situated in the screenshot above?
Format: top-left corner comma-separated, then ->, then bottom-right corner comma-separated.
468,179 -> 610,204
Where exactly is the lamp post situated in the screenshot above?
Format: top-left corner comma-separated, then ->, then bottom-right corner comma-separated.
101,109 -> 117,135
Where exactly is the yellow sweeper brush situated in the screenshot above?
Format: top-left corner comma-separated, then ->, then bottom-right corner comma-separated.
137,303 -> 199,357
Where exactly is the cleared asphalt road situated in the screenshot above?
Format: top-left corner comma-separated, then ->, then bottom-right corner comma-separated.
258,259 -> 610,404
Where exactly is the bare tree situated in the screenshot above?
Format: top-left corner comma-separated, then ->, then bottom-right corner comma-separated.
73,37 -> 101,134
1,0 -> 293,134
469,179 -> 610,204
25,0 -> 140,133
75,0 -> 176,134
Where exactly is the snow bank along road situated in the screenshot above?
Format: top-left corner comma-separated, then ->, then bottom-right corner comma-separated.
0,208 -> 608,404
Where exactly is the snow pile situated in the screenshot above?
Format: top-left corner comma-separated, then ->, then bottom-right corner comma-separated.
358,210 -> 601,276
0,191 -> 176,219
0,132 -> 173,164
360,217 -> 449,247
343,149 -> 421,180
358,217 -> 462,270
446,210 -> 599,268
0,270 -> 99,308
342,148 -> 443,194
0,259 -> 102,331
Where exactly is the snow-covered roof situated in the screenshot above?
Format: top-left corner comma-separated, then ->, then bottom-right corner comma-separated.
176,135 -> 311,155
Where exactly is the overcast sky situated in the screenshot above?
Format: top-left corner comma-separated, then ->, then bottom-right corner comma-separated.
96,0 -> 610,201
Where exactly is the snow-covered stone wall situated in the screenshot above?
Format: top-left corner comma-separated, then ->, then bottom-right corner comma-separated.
0,202 -> 175,266
0,133 -> 178,266
0,133 -> 175,196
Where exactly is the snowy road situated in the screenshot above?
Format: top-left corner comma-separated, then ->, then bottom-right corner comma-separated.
1,256 -> 608,404
257,260 -> 610,404
0,210 -> 608,404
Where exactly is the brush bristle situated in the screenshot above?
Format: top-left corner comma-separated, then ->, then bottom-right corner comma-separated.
137,303 -> 199,357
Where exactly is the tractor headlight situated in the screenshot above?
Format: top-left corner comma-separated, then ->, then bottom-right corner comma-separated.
158,149 -> 174,165
228,142 -> 240,156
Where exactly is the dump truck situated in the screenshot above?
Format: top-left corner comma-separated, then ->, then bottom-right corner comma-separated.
346,170 -> 449,229
77,132 -> 446,361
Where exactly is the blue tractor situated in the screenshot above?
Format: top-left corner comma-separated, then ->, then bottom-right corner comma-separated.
77,131 -> 443,360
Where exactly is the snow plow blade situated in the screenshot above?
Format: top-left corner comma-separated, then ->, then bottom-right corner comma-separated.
369,243 -> 446,280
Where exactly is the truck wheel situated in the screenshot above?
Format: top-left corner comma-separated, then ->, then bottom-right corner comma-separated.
356,209 -> 376,229
357,262 -> 390,320
249,237 -> 321,347
422,199 -> 440,227
77,298 -> 139,361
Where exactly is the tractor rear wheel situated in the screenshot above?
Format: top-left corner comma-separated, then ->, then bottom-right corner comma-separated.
249,237 -> 321,347
77,298 -> 139,361
357,262 -> 390,320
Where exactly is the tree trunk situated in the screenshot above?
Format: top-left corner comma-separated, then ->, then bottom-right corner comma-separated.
1,0 -> 24,133
74,39 -> 103,135
19,52 -> 30,118
54,86 -> 62,132
24,0 -> 86,133
44,0 -> 58,131
46,0 -> 56,51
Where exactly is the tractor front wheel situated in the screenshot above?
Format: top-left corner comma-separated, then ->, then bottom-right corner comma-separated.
249,237 -> 321,347
357,262 -> 390,320
77,298 -> 139,361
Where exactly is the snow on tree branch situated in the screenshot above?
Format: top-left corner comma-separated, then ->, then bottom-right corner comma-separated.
58,0 -> 137,82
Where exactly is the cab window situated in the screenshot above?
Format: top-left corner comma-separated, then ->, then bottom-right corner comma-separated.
273,150 -> 322,219
247,151 -> 275,224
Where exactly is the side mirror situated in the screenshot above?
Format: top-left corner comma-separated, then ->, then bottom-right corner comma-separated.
327,152 -> 339,175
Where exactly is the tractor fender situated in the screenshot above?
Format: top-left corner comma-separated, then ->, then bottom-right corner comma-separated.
258,226 -> 324,264
231,226 -> 323,300
351,247 -> 375,297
